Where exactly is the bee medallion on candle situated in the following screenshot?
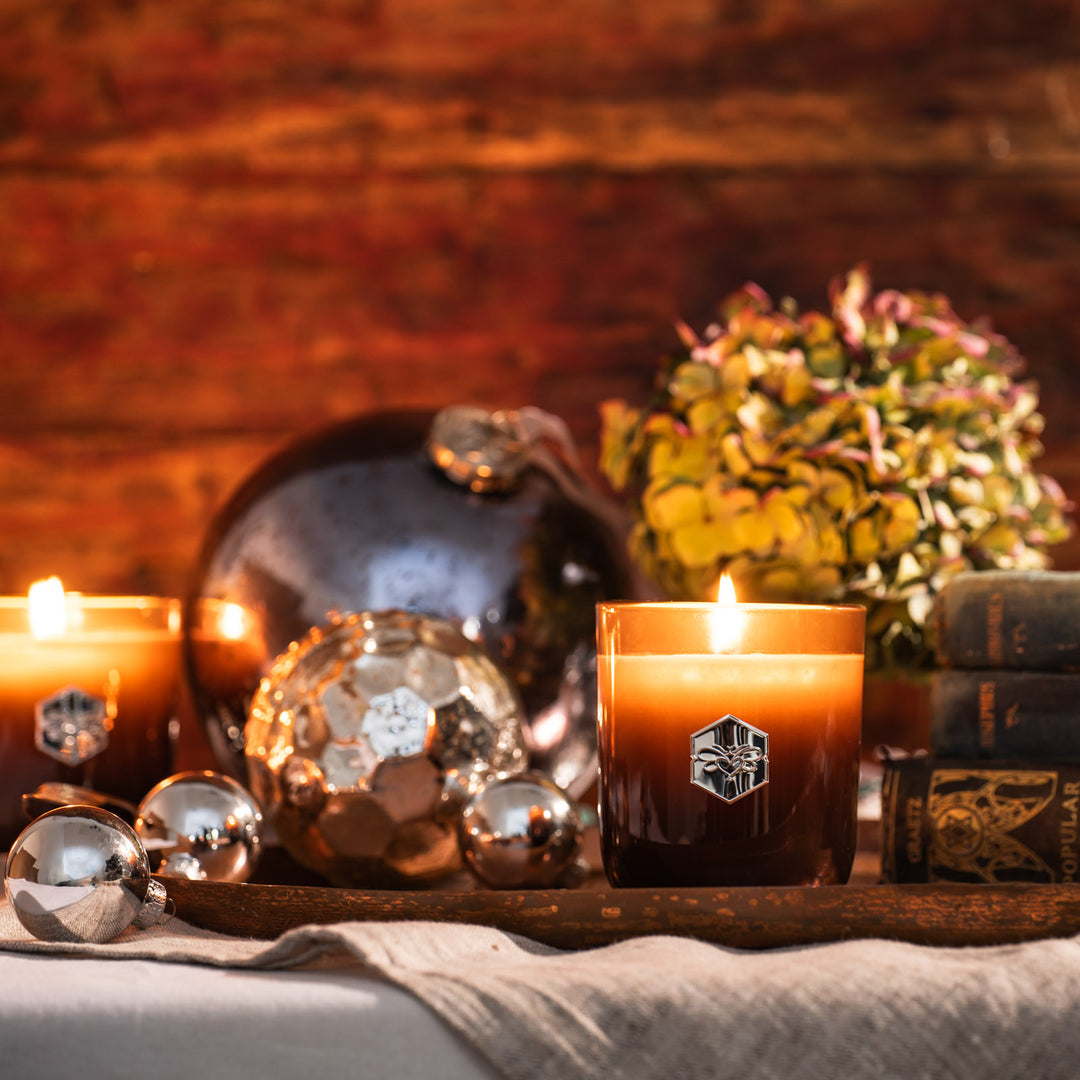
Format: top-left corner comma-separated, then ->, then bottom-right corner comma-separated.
690,714 -> 770,804
34,686 -> 112,766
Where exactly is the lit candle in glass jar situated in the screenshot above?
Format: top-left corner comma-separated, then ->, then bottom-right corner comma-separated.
596,577 -> 864,887
0,578 -> 181,846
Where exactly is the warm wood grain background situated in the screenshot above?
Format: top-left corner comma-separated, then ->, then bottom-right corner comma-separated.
2,0 -> 1080,596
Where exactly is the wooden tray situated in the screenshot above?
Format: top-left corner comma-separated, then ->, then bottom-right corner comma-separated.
163,876 -> 1080,950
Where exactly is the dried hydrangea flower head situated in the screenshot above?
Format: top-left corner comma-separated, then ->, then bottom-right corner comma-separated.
600,266 -> 1073,669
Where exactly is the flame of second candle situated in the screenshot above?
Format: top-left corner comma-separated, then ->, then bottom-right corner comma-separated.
218,602 -> 247,641
28,576 -> 68,640
708,573 -> 745,652
716,574 -> 737,606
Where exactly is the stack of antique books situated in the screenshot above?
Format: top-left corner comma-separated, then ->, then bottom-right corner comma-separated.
881,570 -> 1080,884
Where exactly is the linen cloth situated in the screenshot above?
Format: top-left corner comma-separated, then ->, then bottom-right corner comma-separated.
2,895 -> 1079,1080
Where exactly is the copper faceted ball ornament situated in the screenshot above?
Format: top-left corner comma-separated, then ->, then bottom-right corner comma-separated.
245,610 -> 529,887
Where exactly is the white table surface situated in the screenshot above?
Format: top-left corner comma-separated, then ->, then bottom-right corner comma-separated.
0,950 -> 500,1080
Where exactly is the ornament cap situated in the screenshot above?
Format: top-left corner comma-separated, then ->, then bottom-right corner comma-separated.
135,878 -> 168,929
427,405 -> 529,493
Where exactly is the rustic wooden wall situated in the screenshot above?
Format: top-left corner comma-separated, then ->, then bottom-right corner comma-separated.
2,0 -> 1080,597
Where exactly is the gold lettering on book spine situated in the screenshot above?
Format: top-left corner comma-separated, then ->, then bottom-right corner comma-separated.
978,680 -> 996,752
986,591 -> 1004,666
904,796 -> 923,864
927,768 -> 1057,884
1061,781 -> 1079,882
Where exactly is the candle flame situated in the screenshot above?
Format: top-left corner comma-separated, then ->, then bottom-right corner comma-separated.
716,573 -> 737,606
218,602 -> 247,641
708,573 -> 743,652
29,576 -> 68,640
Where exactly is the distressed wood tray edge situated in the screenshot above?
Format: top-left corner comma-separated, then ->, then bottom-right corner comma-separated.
162,877 -> 1080,951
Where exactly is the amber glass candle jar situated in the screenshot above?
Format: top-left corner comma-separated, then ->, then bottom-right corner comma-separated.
0,590 -> 181,847
597,599 -> 864,887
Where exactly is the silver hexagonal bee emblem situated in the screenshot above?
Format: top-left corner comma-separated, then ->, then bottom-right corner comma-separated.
690,713 -> 769,804
35,686 -> 111,766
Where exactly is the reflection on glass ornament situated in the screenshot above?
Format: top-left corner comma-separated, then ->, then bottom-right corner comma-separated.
135,771 -> 263,883
184,407 -> 638,798
5,806 -> 167,944
245,609 -> 528,887
21,781 -> 138,824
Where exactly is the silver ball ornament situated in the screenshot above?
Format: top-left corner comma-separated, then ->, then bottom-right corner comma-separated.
459,773 -> 582,889
135,771 -> 263,884
4,806 -> 167,944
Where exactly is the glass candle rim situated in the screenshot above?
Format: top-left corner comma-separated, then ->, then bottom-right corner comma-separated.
0,595 -> 180,612
0,595 -> 183,636
597,600 -> 866,615
597,599 -> 866,655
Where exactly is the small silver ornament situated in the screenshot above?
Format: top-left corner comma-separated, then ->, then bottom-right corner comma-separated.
4,806 -> 167,944
458,773 -> 582,889
135,771 -> 263,884
246,609 -> 529,887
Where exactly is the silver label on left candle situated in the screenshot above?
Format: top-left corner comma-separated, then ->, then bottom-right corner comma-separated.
35,686 -> 111,766
690,714 -> 769,803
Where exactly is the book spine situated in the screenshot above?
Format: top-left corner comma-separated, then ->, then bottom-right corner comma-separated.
933,571 -> 1080,671
929,669 -> 1080,757
880,758 -> 1080,884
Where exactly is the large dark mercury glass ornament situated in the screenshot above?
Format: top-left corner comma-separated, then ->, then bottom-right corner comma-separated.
184,407 -> 637,797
